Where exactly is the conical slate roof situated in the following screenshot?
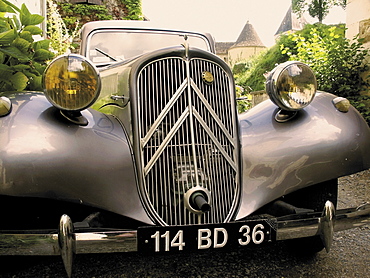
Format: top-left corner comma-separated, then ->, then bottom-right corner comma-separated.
275,6 -> 307,35
231,21 -> 264,48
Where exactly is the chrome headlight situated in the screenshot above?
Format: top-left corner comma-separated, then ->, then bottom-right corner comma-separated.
43,54 -> 101,111
266,61 -> 317,111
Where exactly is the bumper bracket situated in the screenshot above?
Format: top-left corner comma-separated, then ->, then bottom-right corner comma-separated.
0,202 -> 369,277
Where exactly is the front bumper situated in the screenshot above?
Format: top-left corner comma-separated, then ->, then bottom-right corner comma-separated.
1,202 -> 369,276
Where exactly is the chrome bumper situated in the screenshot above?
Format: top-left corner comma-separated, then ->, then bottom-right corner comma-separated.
1,202 -> 369,277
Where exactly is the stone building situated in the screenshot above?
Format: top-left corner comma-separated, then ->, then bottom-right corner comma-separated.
346,0 -> 370,48
215,21 -> 266,67
274,5 -> 307,39
215,42 -> 235,64
346,0 -> 370,96
216,6 -> 308,68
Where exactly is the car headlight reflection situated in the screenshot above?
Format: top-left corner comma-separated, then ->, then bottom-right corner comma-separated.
43,54 -> 101,111
266,61 -> 317,111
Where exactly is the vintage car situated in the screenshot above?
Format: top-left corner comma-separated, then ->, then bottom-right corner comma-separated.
0,20 -> 369,277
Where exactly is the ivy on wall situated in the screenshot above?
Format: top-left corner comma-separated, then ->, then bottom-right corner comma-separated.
56,0 -> 143,32
123,0 -> 142,20
50,0 -> 142,53
57,3 -> 113,32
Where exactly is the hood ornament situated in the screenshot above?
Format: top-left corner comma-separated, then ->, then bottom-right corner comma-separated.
182,35 -> 189,59
181,35 -> 214,85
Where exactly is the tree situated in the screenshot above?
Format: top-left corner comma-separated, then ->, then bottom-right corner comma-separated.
292,0 -> 347,23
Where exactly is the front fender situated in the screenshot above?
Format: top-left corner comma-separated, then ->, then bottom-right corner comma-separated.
0,92 -> 152,224
237,92 -> 370,219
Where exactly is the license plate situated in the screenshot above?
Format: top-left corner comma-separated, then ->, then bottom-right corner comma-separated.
137,219 -> 277,254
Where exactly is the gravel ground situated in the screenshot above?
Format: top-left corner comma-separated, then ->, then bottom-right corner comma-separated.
1,170 -> 369,278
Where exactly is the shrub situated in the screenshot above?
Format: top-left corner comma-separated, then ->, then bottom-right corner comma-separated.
47,0 -> 79,55
235,85 -> 252,113
57,3 -> 113,32
123,0 -> 143,20
0,0 -> 54,91
282,24 -> 369,125
282,24 -> 369,98
348,95 -> 370,126
235,34 -> 293,92
236,23 -> 370,124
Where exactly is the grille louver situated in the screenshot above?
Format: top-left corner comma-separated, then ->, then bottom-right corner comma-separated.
137,56 -> 240,226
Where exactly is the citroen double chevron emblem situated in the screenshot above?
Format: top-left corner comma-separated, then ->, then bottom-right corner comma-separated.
202,71 -> 214,85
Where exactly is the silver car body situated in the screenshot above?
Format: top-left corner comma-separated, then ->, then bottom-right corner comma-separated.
0,20 -> 369,277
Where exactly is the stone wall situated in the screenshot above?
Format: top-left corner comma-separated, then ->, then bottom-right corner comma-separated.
228,46 -> 266,68
95,0 -> 129,20
346,0 -> 370,47
346,0 -> 370,96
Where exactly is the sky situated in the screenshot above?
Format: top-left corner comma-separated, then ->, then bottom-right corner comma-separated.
141,0 -> 346,47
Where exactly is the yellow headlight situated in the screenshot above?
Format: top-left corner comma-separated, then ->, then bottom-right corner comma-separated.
43,54 -> 101,111
266,61 -> 317,111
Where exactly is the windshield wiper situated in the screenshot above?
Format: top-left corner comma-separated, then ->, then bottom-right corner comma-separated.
95,48 -> 117,61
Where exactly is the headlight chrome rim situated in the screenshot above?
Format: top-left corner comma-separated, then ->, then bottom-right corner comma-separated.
266,61 -> 317,111
43,54 -> 101,111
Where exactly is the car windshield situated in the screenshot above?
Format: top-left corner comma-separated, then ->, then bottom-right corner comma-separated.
87,30 -> 211,65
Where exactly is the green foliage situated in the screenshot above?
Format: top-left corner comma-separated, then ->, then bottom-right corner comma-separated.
282,24 -> 369,98
348,95 -> 370,126
235,34 -> 292,92
282,24 -> 370,125
292,0 -> 347,23
232,62 -> 248,75
54,1 -> 143,53
47,0 -> 79,55
57,0 -> 143,30
235,23 -> 370,123
235,85 -> 252,113
122,0 -> 143,20
282,23 -> 369,125
58,3 -> 113,32
0,0 -> 54,92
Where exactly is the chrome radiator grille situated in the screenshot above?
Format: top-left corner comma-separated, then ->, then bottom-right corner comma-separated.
137,56 -> 239,226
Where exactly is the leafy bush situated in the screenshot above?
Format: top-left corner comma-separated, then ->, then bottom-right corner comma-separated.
282,24 -> 369,98
0,0 -> 54,91
234,34 -> 294,92
233,36 -> 292,113
123,0 -> 143,20
47,0 -> 79,55
348,95 -> 370,126
282,24 -> 369,125
235,85 -> 252,113
57,1 -> 143,32
57,3 -> 113,32
237,24 -> 345,92
236,23 -> 370,124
